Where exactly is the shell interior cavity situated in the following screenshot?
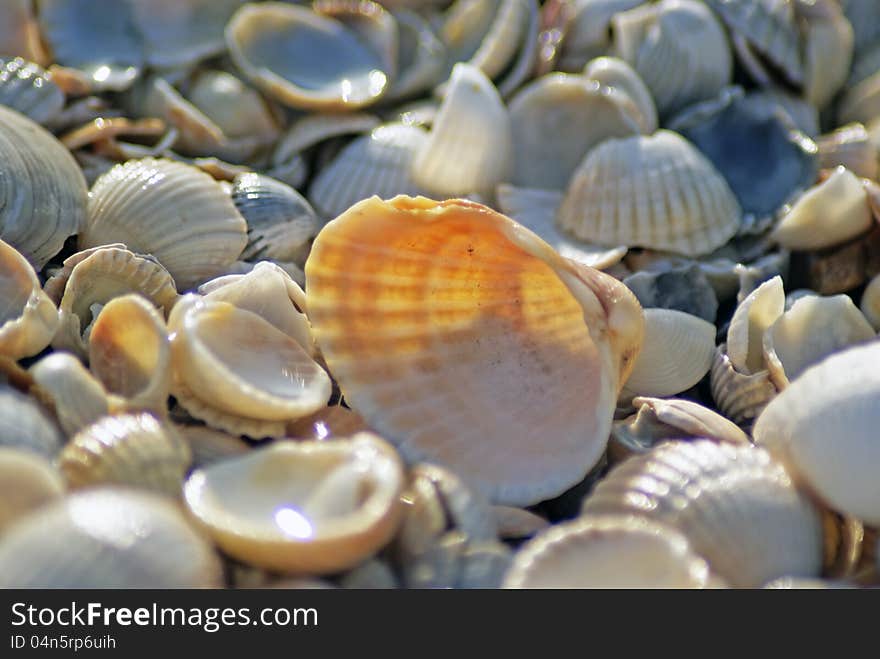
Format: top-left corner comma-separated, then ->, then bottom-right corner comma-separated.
726,274 -> 785,375
304,195 -> 644,506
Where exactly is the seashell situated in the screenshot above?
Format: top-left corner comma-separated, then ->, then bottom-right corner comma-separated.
36,0 -> 143,92
410,463 -> 498,544
0,0 -> 49,66
0,385 -> 63,457
754,340 -> 880,525
338,557 -> 399,589
60,117 -> 166,152
0,488 -> 223,587
388,9 -> 447,102
817,124 -> 878,181
838,71 -> 880,128
611,0 -> 732,118
310,123 -> 430,220
231,173 -> 318,266
582,56 -> 659,134
492,506 -> 550,540
286,406 -> 370,441
199,261 -> 314,354
609,396 -> 750,463
168,294 -> 331,438
762,293 -> 875,390
788,231 -> 876,296
305,195 -> 644,505
703,0 -> 803,86
0,57 -> 64,125
272,112 -> 382,176
455,540 -> 513,588
495,185 -> 628,270
772,167 -> 873,251
800,0 -> 854,110
503,515 -> 715,588
0,106 -> 88,269
29,353 -> 109,438
726,275 -> 785,374
184,433 -> 405,574
81,158 -> 248,290
88,294 -> 171,415
748,87 -> 820,137
0,239 -> 59,361
557,0 -> 643,70
174,423 -> 250,469
216,259 -> 306,289
226,2 -> 389,111
669,86 -> 819,224
860,272 -> 880,330
411,64 -> 511,198
0,449 -> 63,534
187,70 -> 279,144
558,130 -> 741,257
710,343 -> 779,429
841,0 -> 880,55
621,308 -> 715,399
48,246 -> 178,359
495,0 -> 541,99
58,412 -> 190,497
507,73 -> 642,189
735,250 -> 790,303
623,263 -> 719,323
581,440 -> 824,587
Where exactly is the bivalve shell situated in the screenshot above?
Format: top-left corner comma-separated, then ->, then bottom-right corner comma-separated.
29,352 -> 109,438
582,56 -> 658,134
0,449 -> 64,534
0,57 -> 64,125
0,385 -> 64,457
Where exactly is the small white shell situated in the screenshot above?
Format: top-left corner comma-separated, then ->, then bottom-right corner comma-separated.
0,448 -> 64,534
582,56 -> 659,134
29,352 -> 109,438
726,275 -> 785,374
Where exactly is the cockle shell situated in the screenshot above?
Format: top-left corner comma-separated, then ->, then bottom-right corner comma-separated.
772,167 -> 873,251
710,343 -> 779,429
0,106 -> 88,269
183,433 -> 405,574
762,294 -> 875,390
0,449 -> 63,534
841,0 -> 880,55
582,56 -> 658,134
226,2 -> 389,111
557,130 -> 741,257
507,73 -> 642,189
411,64 -> 511,197
304,195 -> 644,505
503,515 -> 715,588
0,57 -> 64,125
0,488 -> 223,587
29,352 -> 109,438
0,239 -> 59,361
754,341 -> 880,526
726,275 -> 785,374
621,308 -> 716,398
581,440 -> 824,587
168,294 -> 331,438
748,87 -> 820,137
81,158 -> 248,290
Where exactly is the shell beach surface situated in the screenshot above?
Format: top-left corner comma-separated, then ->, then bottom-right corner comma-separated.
0,0 -> 879,591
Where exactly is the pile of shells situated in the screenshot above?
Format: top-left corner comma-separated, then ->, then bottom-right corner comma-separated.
1,0 -> 879,589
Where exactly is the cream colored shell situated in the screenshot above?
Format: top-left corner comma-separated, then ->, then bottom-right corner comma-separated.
29,352 -> 109,438
582,56 -> 658,134
726,275 -> 785,374
709,343 -> 778,429
0,449 -> 64,534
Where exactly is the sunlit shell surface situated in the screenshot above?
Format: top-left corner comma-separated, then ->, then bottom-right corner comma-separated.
726,275 -> 785,374
183,433 -> 405,574
582,56 -> 658,134
754,341 -> 880,526
305,195 -> 644,506
503,515 -> 714,588
581,440 -> 824,587
0,449 -> 63,534
29,352 -> 109,438
0,488 -> 222,587
0,57 -> 64,125
557,130 -> 741,257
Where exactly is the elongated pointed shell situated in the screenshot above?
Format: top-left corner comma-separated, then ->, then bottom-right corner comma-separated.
0,488 -> 222,587
558,130 -> 741,257
29,353 -> 109,438
183,433 -> 405,574
0,106 -> 88,268
581,440 -> 824,587
754,341 -> 880,525
504,515 -> 715,588
305,195 -> 644,505
81,158 -> 248,291
0,449 -> 63,534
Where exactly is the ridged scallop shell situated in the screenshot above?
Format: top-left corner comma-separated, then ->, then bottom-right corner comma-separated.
612,0 -> 732,118
411,64 -> 512,197
581,440 -> 824,587
183,433 -> 404,574
507,73 -> 642,189
226,2 -> 389,111
58,413 -> 190,497
583,56 -> 659,134
310,123 -> 429,220
0,106 -> 88,268
81,158 -> 248,290
0,385 -> 64,457
187,69 -> 279,143
621,308 -> 716,398
754,341 -> 880,526
726,275 -> 785,374
168,294 -> 331,438
0,488 -> 222,587
48,245 -> 178,359
0,1 -> 49,66
504,515 -> 715,588
88,295 -> 171,415
0,57 -> 64,125
29,352 -> 109,438
557,130 -> 741,257
304,195 -> 645,506
762,294 -> 875,390
0,239 -> 59,361
710,343 -> 779,429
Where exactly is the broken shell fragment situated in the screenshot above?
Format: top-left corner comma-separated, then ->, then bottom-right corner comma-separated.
709,343 -> 778,430
305,195 -> 644,506
726,275 -> 785,375
183,433 -> 405,574
0,449 -> 64,534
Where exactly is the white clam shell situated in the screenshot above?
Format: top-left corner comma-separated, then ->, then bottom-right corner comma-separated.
81,158 -> 248,291
583,56 -> 659,134
621,308 -> 716,398
581,440 -> 824,587
0,448 -> 63,534
557,130 -> 741,257
29,352 -> 109,438
754,340 -> 880,525
726,275 -> 785,374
